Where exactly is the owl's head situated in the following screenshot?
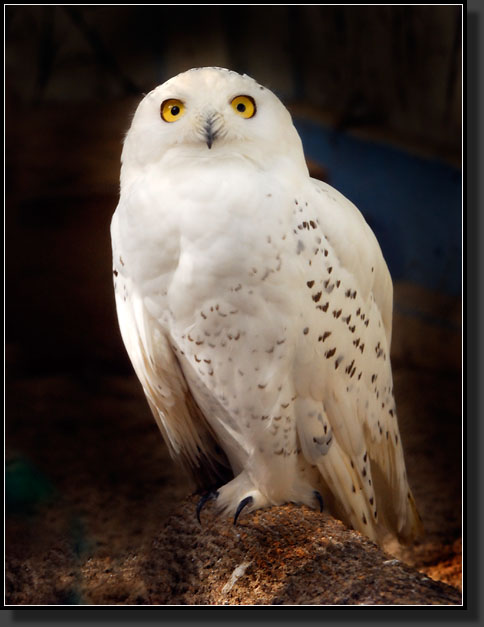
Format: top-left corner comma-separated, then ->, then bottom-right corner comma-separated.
121,67 -> 308,182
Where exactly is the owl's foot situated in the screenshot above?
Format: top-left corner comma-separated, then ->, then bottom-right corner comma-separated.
233,496 -> 253,526
196,490 -> 219,524
313,490 -> 324,512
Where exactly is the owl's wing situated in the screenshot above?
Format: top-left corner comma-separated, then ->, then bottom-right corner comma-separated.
295,178 -> 423,544
112,269 -> 230,490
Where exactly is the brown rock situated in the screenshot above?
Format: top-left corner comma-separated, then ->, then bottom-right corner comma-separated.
142,497 -> 462,605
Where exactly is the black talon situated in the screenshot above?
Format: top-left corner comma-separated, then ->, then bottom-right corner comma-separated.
233,496 -> 253,526
196,490 -> 218,524
314,490 -> 324,512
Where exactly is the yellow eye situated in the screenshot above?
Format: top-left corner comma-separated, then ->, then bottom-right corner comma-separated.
231,95 -> 256,119
160,99 -> 185,122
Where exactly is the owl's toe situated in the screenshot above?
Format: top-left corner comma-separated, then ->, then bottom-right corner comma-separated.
214,471 -> 269,522
233,495 -> 254,526
196,490 -> 219,524
313,490 -> 324,512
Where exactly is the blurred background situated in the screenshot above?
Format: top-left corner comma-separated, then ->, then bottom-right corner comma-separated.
6,5 -> 462,604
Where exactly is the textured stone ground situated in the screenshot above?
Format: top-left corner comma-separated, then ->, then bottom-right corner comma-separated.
142,499 -> 461,605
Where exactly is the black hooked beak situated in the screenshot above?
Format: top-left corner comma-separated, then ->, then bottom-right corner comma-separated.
204,116 -> 218,149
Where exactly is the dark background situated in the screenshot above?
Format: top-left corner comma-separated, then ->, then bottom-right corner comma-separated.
6,5 -> 463,605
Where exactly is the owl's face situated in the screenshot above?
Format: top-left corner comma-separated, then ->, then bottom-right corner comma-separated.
121,67 -> 307,178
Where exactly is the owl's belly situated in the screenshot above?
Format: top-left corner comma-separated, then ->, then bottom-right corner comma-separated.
160,225 -> 301,451
168,277 -> 302,487
167,259 -> 299,398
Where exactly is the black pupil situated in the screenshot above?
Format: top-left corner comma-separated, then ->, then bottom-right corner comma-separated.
170,105 -> 180,116
237,103 -> 246,112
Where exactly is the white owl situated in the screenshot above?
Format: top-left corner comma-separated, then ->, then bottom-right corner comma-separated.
111,67 -> 423,545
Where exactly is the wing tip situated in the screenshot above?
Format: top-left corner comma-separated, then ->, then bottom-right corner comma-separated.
396,490 -> 425,545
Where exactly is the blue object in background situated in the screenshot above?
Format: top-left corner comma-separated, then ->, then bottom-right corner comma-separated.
294,118 -> 462,297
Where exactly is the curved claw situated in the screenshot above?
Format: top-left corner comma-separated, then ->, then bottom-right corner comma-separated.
233,495 -> 253,526
196,490 -> 219,524
314,490 -> 324,512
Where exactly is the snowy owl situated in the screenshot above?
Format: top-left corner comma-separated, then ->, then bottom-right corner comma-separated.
111,67 -> 423,545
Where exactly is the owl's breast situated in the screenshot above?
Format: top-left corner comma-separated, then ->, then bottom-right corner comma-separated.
163,162 -> 302,324
114,160 -> 306,335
